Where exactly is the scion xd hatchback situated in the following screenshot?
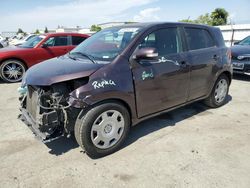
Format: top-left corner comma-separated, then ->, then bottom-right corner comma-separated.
19,23 -> 232,158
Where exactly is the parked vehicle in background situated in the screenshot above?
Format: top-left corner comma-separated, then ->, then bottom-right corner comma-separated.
14,34 -> 37,46
0,33 -> 89,82
231,36 -> 250,75
0,36 -> 8,48
19,22 -> 232,158
8,34 -> 25,46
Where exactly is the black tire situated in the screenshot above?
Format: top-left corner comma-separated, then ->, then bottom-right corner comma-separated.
74,102 -> 130,158
0,43 -> 3,48
204,74 -> 229,108
0,59 -> 26,83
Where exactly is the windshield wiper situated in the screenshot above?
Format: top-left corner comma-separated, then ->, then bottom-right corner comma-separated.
69,52 -> 97,64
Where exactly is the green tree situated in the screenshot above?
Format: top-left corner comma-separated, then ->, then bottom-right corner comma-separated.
17,28 -> 24,34
179,8 -> 228,26
179,19 -> 196,23
90,25 -> 102,32
35,29 -> 40,34
44,27 -> 49,33
196,13 -> 212,25
210,8 -> 228,26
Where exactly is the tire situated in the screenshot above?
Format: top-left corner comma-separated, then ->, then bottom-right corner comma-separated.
0,59 -> 26,83
0,43 -> 3,48
74,102 -> 130,158
204,74 -> 229,108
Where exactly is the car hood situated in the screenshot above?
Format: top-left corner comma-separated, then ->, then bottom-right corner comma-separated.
0,45 -> 27,53
24,55 -> 105,86
231,45 -> 250,57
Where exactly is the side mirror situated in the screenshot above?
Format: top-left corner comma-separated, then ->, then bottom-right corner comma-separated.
234,41 -> 240,45
41,43 -> 48,48
132,47 -> 158,60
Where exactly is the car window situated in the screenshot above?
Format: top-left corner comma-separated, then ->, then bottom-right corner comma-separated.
72,36 -> 86,45
71,27 -> 141,61
44,36 -> 68,47
185,28 -> 215,50
19,35 -> 46,48
137,27 -> 183,57
238,36 -> 250,45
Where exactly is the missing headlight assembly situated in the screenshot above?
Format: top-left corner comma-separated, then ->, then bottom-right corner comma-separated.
19,78 -> 88,142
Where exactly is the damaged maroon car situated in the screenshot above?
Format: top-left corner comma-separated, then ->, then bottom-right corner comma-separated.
19,23 -> 232,157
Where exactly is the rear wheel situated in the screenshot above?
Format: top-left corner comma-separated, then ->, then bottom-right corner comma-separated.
74,102 -> 130,158
0,59 -> 26,83
204,74 -> 229,108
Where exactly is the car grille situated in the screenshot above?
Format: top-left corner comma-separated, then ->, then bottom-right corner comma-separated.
232,56 -> 250,62
26,86 -> 39,121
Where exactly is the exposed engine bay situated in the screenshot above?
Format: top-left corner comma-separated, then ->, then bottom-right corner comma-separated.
19,78 -> 88,142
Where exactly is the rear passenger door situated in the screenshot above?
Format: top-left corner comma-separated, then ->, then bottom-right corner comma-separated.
184,27 -> 219,101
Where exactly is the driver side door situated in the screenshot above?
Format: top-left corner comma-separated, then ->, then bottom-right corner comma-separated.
33,36 -> 70,64
131,27 -> 190,118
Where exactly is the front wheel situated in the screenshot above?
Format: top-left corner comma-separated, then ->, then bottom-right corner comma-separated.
0,59 -> 26,83
204,74 -> 229,108
74,102 -> 130,158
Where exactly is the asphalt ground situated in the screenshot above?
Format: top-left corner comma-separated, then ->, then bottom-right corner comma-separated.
0,74 -> 250,188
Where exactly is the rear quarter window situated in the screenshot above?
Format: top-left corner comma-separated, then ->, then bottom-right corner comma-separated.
184,28 -> 215,50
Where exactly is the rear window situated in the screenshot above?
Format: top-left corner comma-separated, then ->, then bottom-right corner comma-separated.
72,36 -> 86,45
185,28 -> 215,50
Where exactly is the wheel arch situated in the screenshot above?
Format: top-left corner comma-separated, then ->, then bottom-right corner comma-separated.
221,71 -> 232,85
0,57 -> 28,70
79,98 -> 133,125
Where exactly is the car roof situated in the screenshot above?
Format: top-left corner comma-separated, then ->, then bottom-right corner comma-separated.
112,22 -> 215,30
42,32 -> 89,37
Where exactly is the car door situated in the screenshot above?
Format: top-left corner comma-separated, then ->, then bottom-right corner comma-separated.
43,35 -> 70,56
183,27 -> 219,100
131,27 -> 190,118
33,35 -> 70,64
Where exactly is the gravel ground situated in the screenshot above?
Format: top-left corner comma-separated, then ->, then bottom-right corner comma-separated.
0,75 -> 250,188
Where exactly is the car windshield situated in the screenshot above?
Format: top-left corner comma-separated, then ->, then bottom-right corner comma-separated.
238,36 -> 250,45
20,35 -> 45,48
70,26 -> 142,62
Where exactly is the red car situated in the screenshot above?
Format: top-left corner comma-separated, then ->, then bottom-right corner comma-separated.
0,33 -> 89,82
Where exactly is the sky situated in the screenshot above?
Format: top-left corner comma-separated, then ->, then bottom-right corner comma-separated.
0,0 -> 249,33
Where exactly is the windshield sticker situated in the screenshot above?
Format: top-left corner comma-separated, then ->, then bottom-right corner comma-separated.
142,69 -> 154,80
92,79 -> 116,89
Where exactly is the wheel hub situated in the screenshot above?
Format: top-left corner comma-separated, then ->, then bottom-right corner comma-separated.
104,124 -> 113,134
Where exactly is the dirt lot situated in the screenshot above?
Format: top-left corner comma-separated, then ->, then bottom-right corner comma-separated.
0,75 -> 250,188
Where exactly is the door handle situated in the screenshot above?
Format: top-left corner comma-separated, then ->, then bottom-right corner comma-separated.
179,61 -> 187,67
213,55 -> 219,61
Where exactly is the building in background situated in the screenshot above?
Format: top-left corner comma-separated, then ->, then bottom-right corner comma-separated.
218,24 -> 250,47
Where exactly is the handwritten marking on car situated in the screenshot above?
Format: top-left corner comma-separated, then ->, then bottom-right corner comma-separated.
142,69 -> 154,80
92,79 -> 116,89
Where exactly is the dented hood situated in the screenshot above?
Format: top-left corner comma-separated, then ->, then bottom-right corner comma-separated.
24,55 -> 104,86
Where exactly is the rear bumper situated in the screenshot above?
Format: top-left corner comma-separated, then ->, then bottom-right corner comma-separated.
19,107 -> 63,143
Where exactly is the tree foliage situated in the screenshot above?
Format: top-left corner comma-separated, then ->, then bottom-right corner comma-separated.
17,28 -> 24,34
179,8 -> 228,26
210,8 -> 228,26
35,29 -> 40,34
90,25 -> 102,32
44,27 -> 49,33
